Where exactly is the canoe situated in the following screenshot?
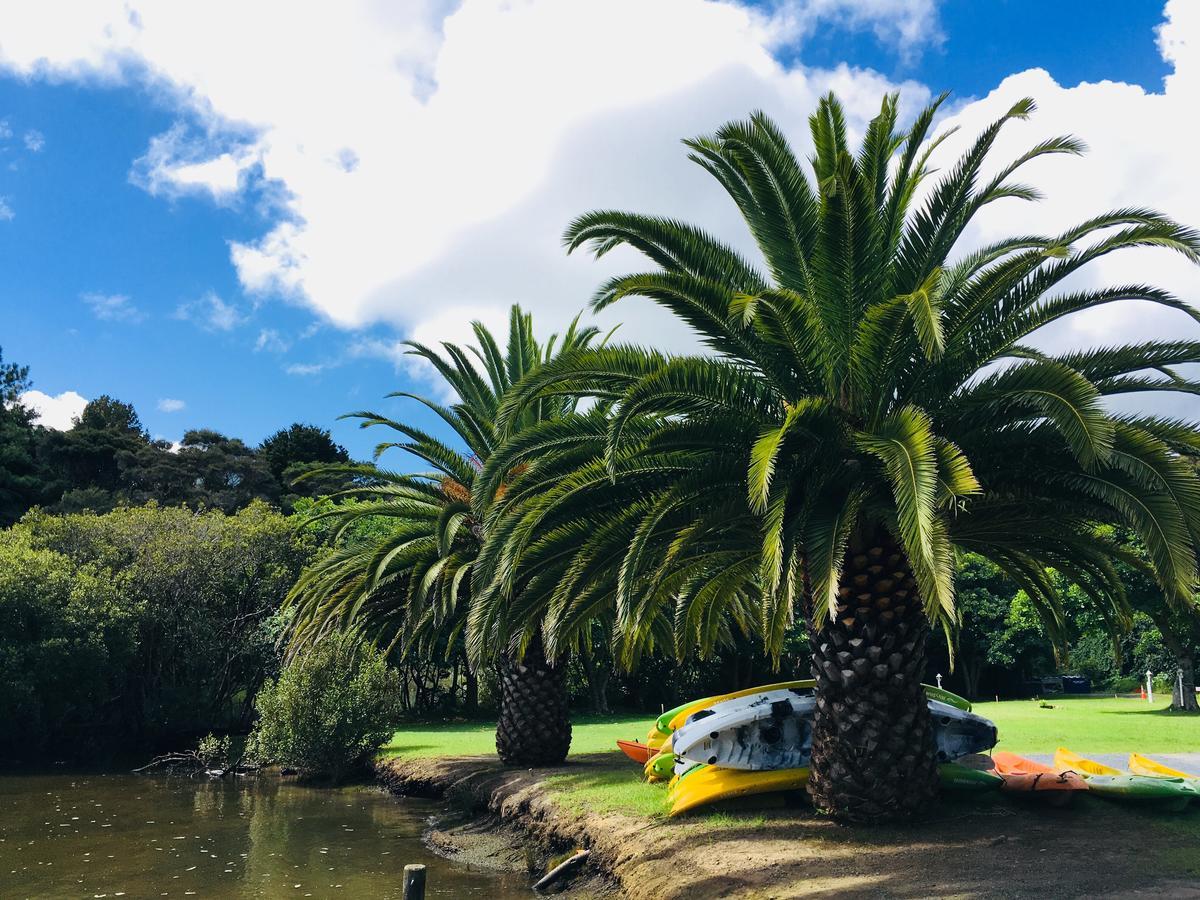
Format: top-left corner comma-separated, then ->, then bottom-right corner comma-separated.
990,751 -> 1089,805
661,680 -> 968,737
1128,752 -> 1199,780
674,690 -> 994,770
668,764 -> 809,817
1055,748 -> 1197,811
617,739 -> 653,765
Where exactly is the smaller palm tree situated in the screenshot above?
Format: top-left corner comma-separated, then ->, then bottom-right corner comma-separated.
285,305 -> 603,766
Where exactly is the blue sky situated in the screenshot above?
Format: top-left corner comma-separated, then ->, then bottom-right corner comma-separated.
0,0 -> 1192,460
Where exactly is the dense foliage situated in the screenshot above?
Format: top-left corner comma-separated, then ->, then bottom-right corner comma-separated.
0,502 -> 313,761
0,354 -> 355,524
248,634 -> 400,781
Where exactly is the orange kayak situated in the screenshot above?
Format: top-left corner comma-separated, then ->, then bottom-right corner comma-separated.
617,739 -> 654,765
991,751 -> 1089,805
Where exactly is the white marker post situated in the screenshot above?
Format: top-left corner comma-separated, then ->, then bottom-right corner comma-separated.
1147,670 -> 1154,704
936,673 -> 943,689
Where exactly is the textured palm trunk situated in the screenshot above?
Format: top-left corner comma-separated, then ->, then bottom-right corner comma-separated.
495,634 -> 572,766
806,530 -> 940,823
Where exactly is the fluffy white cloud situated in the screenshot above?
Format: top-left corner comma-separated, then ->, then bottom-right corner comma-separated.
82,291 -> 143,323
21,389 -> 86,430
157,397 -> 185,412
0,197 -> 12,221
931,0 -> 1200,372
22,129 -> 44,152
175,291 -> 243,331
0,0 -> 935,352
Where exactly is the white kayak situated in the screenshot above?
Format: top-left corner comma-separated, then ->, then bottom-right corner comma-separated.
674,689 -> 996,770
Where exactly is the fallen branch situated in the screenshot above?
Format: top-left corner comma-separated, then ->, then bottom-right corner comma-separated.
533,849 -> 590,891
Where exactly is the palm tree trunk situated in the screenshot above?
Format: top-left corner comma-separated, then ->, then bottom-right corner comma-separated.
806,529 -> 940,823
495,632 -> 572,766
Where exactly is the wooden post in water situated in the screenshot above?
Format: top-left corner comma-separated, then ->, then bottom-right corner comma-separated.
403,864 -> 426,900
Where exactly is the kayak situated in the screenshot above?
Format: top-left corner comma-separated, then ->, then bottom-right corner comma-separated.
1053,747 -> 1121,777
990,751 -> 1089,805
645,746 -> 675,781
674,691 -> 995,770
1054,748 -> 1197,811
667,764 -> 809,817
939,762 -> 1003,791
1128,752 -> 1199,781
617,739 -> 653,765
673,688 -> 815,770
667,761 -> 997,817
659,680 -> 970,737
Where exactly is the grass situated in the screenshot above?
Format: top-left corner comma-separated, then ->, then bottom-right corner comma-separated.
380,712 -> 650,759
980,696 -> 1200,754
380,696 -> 1200,819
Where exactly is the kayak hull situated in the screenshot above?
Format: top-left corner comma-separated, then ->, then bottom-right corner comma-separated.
1055,748 -> 1198,810
668,765 -> 809,817
1128,752 -> 1199,781
617,739 -> 653,765
991,752 -> 1089,805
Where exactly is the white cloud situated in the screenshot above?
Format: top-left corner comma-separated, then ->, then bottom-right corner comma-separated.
175,290 -> 244,331
22,129 -> 44,152
0,0 -> 936,355
0,197 -> 12,221
0,119 -> 11,140
20,389 -> 87,430
927,0 -> 1200,372
284,362 -> 330,377
157,397 -> 185,412
130,122 -> 248,201
254,328 -> 289,353
82,291 -> 143,323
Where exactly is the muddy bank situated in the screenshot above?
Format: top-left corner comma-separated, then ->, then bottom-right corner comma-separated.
377,753 -> 1200,899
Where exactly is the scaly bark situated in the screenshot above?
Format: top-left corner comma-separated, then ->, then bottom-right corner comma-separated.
495,634 -> 572,766
806,530 -> 940,823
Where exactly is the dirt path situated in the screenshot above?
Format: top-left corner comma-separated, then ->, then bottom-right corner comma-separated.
377,753 -> 1200,899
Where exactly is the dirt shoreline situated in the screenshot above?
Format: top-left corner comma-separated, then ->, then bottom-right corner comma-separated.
377,753 -> 1200,899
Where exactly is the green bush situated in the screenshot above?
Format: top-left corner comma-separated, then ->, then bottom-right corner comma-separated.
248,635 -> 400,781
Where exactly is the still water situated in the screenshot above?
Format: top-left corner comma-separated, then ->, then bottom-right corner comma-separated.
0,772 -> 532,899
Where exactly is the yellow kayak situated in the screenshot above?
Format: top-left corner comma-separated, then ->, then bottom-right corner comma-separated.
667,765 -> 809,817
1053,747 -> 1122,777
1128,752 -> 1199,780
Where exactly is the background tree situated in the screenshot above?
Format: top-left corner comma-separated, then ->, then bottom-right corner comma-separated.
0,347 -> 45,525
286,306 -> 604,766
259,423 -> 353,508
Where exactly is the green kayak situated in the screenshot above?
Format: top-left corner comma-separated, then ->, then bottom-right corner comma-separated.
1084,775 -> 1198,812
939,763 -> 1002,791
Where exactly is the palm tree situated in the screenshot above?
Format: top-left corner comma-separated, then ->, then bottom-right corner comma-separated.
495,93 -> 1200,821
285,305 -> 604,766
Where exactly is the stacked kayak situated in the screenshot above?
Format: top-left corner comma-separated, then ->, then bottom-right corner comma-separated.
617,680 -> 996,815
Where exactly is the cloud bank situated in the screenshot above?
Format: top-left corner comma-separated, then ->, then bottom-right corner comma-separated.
1,0 -> 1198,394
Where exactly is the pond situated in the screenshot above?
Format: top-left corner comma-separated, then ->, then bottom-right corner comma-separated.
0,772 -> 532,898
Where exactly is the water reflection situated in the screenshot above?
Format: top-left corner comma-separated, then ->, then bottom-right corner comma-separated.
0,773 -> 530,898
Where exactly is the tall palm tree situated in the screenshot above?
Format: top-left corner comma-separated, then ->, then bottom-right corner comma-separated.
285,305 -> 604,766
494,93 -> 1200,822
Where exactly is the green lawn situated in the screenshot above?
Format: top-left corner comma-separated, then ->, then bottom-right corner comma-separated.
980,696 -> 1199,754
383,696 -> 1198,761
381,713 -> 650,759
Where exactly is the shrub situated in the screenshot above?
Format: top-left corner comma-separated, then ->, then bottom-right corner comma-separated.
248,635 -> 400,781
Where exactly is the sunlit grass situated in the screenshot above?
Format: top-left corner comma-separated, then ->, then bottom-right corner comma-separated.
380,713 -> 649,759
979,696 -> 1200,754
